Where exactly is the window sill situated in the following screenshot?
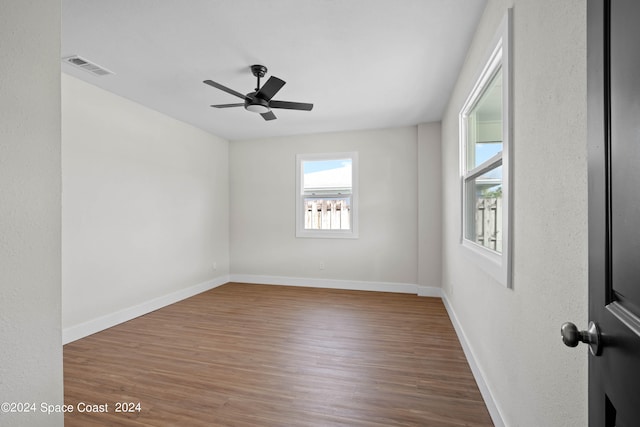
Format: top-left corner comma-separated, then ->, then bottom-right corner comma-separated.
296,229 -> 359,239
461,239 -> 511,288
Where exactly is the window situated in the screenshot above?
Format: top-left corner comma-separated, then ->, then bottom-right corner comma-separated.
459,9 -> 512,287
296,152 -> 358,238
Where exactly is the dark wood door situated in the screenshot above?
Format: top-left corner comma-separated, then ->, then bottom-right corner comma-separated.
587,0 -> 640,425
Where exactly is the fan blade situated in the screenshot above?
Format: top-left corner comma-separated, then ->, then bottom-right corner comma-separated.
211,103 -> 244,108
255,76 -> 285,101
261,111 -> 277,121
203,80 -> 247,100
269,100 -> 314,111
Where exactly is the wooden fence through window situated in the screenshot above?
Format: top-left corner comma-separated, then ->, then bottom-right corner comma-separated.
304,199 -> 350,230
475,197 -> 502,252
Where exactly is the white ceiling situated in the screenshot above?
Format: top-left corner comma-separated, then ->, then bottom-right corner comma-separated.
61,0 -> 487,141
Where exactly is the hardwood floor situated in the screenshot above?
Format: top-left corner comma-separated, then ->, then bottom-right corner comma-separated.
64,283 -> 493,426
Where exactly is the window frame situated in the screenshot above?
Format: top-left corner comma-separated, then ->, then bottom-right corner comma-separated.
459,9 -> 513,288
295,152 -> 359,239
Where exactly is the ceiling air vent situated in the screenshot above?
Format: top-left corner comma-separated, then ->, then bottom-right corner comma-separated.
63,55 -> 114,76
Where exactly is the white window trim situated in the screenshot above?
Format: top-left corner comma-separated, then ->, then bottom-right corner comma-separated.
459,8 -> 513,288
296,152 -> 359,239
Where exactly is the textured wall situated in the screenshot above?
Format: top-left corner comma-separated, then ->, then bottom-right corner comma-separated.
441,1 -> 588,426
62,74 -> 229,331
0,1 -> 63,426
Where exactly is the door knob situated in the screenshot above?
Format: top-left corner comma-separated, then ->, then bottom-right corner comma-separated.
560,321 -> 602,356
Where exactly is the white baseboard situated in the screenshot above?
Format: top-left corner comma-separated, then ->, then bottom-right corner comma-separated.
417,285 -> 442,297
230,274 -> 441,296
62,275 -> 230,344
441,292 -> 506,427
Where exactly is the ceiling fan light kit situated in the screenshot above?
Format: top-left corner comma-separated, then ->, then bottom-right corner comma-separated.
204,64 -> 313,121
244,97 -> 270,114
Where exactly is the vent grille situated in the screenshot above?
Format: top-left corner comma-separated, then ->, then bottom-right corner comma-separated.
63,55 -> 113,76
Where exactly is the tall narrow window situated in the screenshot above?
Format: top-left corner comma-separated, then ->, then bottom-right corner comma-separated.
460,9 -> 512,287
296,152 -> 358,238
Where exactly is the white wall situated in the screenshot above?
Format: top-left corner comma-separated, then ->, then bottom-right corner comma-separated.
418,123 -> 442,291
441,1 -> 588,426
62,74 -> 229,339
0,1 -> 63,426
230,127 -> 424,290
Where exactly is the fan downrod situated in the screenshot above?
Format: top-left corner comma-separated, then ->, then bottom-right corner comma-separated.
251,64 -> 267,91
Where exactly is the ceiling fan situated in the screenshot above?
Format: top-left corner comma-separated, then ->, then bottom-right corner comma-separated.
204,65 -> 313,121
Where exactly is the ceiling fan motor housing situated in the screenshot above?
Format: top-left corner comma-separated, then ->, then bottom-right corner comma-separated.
244,93 -> 270,113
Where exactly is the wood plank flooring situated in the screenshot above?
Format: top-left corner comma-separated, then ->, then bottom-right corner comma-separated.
64,283 -> 493,426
